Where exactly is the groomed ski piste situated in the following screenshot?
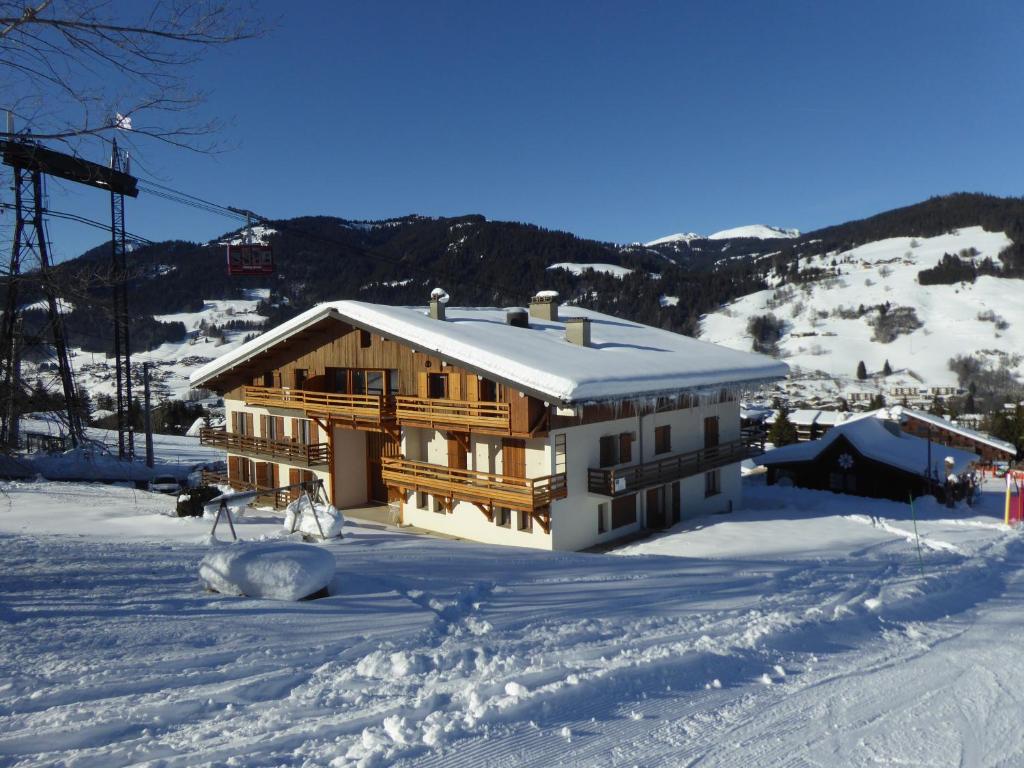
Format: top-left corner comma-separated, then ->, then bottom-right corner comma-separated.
1,475 -> 1022,767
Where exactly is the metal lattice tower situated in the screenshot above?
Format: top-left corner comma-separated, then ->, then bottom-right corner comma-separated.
110,138 -> 134,459
0,160 -> 85,447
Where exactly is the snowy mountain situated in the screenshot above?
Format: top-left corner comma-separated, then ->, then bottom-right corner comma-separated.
644,232 -> 702,247
699,225 -> 1024,402
707,224 -> 800,240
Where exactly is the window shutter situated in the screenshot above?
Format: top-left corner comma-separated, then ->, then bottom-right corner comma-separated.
619,432 -> 633,464
244,413 -> 254,436
502,438 -> 526,478
260,415 -> 269,437
466,375 -> 479,402
275,416 -> 285,440
599,435 -> 615,468
448,373 -> 461,400
228,455 -> 241,481
417,371 -> 428,398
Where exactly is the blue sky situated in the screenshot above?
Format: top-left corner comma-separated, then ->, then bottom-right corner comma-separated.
25,0 -> 1024,261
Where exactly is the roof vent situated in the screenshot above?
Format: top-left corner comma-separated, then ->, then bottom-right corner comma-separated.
529,290 -> 559,322
429,287 -> 449,321
506,308 -> 528,328
565,316 -> 591,347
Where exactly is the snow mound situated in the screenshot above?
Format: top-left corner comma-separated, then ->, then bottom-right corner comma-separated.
707,224 -> 800,240
283,496 -> 345,539
198,542 -> 335,601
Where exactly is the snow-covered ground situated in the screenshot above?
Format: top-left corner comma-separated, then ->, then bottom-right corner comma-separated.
701,226 -> 1023,394
2,477 -> 1022,767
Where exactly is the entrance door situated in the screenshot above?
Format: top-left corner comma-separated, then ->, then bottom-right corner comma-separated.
646,486 -> 666,529
366,431 -> 400,502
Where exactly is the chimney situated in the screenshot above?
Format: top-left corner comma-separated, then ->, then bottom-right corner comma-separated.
506,308 -> 528,328
429,287 -> 448,321
565,317 -> 591,347
529,290 -> 559,322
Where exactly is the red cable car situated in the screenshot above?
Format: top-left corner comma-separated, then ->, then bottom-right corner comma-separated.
226,242 -> 274,276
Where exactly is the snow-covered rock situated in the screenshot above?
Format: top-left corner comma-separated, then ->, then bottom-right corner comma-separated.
283,496 -> 345,539
198,541 -> 335,601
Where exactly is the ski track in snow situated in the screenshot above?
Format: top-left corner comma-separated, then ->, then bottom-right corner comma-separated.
0,483 -> 1021,767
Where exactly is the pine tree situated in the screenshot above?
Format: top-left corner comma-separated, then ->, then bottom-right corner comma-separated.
767,406 -> 798,447
856,361 -> 867,380
882,359 -> 893,376
868,393 -> 886,410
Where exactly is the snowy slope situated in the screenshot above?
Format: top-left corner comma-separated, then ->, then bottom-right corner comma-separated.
707,224 -> 800,240
63,288 -> 270,403
1,479 -> 1021,767
700,226 -> 1022,390
547,262 -> 633,278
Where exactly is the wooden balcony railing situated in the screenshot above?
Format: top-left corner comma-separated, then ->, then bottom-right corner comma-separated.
201,470 -> 290,509
199,427 -> 331,468
394,396 -> 512,435
243,386 -> 387,425
588,438 -> 752,497
381,457 -> 566,512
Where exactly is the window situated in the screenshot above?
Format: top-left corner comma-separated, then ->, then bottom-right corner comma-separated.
611,495 -> 637,529
518,510 -> 533,532
352,369 -> 366,394
389,370 -> 400,395
294,419 -> 312,444
496,508 -> 512,528
704,416 -> 720,449
366,370 -> 385,397
597,502 -> 609,534
327,368 -> 348,393
705,469 -> 721,497
600,432 -> 635,468
654,425 -> 672,455
479,377 -> 497,401
600,435 -> 616,468
554,433 -> 567,475
416,491 -> 429,510
359,329 -> 372,348
294,369 -> 308,389
428,373 -> 448,399
261,371 -> 274,387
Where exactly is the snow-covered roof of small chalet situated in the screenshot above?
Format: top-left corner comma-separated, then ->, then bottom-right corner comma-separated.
756,417 -> 978,477
884,405 -> 1017,456
190,301 -> 788,405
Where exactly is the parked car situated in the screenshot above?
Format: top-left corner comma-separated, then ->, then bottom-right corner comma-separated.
148,474 -> 182,494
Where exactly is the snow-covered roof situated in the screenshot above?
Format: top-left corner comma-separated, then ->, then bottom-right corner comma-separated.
885,405 -> 1017,456
190,301 -> 789,404
756,417 -> 978,477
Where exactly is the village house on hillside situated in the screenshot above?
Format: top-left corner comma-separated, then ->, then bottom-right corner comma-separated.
190,291 -> 787,551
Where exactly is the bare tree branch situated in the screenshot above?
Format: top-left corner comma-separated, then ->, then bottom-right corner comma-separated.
0,1 -> 265,153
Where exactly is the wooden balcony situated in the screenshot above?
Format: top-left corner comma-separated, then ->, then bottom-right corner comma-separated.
381,457 -> 567,514
588,439 -> 752,497
201,470 -> 290,509
243,386 -> 388,427
394,396 -> 512,435
199,427 -> 331,468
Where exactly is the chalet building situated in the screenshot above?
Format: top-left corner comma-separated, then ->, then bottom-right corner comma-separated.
189,292 -> 787,551
884,406 -> 1017,465
757,417 -> 978,502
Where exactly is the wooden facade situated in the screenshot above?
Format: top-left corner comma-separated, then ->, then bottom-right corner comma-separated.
200,317 -> 563,522
898,414 -> 1015,465
764,434 -> 938,502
